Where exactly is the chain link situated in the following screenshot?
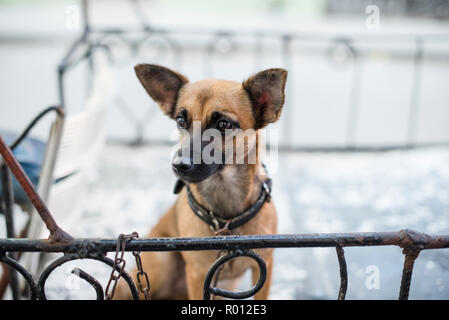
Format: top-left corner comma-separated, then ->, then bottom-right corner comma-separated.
105,232 -> 151,300
133,250 -> 151,300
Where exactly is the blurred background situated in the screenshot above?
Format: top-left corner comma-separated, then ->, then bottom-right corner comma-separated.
0,0 -> 448,299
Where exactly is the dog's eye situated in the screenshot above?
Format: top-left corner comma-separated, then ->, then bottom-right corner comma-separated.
217,119 -> 233,131
176,116 -> 186,128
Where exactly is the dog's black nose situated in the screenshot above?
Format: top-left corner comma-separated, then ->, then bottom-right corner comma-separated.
173,158 -> 193,172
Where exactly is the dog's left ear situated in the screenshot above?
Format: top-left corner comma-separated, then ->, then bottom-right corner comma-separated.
243,68 -> 288,129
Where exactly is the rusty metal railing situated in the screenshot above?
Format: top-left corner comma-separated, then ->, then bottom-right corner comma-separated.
1,132 -> 449,300
1,230 -> 449,300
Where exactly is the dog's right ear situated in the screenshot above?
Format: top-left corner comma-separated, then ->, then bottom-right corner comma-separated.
134,64 -> 188,117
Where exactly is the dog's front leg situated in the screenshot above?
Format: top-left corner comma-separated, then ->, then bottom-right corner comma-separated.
185,263 -> 207,300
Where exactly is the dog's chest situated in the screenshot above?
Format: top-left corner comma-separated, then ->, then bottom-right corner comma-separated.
197,167 -> 251,217
183,249 -> 255,280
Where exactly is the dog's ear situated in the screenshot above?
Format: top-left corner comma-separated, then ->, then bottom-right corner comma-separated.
243,68 -> 287,129
134,64 -> 188,117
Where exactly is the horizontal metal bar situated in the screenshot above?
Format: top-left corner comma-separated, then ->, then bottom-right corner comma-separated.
86,26 -> 449,43
0,230 -> 448,254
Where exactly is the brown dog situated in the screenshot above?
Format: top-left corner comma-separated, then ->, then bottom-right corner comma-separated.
116,64 -> 287,300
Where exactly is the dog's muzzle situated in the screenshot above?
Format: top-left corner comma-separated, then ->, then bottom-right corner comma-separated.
172,151 -> 223,183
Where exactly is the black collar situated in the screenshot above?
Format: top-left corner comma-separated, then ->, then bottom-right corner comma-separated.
173,174 -> 272,232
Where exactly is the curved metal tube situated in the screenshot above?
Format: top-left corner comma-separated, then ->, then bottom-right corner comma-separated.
36,253 -> 139,300
9,106 -> 64,151
203,249 -> 267,300
0,255 -> 37,300
71,267 -> 104,300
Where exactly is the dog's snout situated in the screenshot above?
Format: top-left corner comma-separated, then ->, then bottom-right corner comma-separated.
173,154 -> 193,172
173,160 -> 193,172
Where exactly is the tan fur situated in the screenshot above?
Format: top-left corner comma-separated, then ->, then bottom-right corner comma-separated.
115,65 -> 286,300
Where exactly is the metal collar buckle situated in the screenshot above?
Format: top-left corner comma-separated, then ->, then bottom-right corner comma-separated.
262,181 -> 271,202
208,211 -> 220,231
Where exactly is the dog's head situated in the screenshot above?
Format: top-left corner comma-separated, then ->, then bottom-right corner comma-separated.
135,64 -> 287,183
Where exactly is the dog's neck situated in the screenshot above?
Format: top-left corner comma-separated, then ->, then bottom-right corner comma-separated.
189,163 -> 266,219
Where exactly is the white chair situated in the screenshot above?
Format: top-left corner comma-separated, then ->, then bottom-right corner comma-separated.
21,55 -> 114,276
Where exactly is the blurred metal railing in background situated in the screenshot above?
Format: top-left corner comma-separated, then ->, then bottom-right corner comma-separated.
56,0 -> 449,151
